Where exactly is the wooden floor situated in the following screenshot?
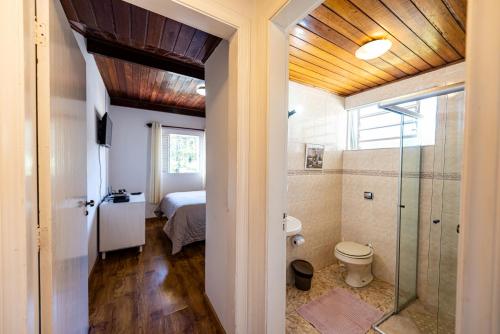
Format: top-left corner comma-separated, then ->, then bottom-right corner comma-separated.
89,218 -> 224,334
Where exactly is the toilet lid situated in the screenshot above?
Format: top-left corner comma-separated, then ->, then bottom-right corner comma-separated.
336,241 -> 372,258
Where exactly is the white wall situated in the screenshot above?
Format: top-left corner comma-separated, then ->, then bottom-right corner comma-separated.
74,33 -> 110,274
204,40 -> 237,333
108,105 -> 205,218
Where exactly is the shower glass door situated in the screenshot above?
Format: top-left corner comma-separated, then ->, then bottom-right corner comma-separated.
427,91 -> 465,333
375,87 -> 464,334
396,112 -> 421,311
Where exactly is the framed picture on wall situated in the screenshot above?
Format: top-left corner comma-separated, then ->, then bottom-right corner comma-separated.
304,144 -> 324,170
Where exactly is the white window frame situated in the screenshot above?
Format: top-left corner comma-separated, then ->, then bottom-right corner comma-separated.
348,100 -> 435,150
161,128 -> 204,175
162,130 -> 204,174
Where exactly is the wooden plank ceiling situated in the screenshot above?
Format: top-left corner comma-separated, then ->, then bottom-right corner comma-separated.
60,0 -> 222,117
289,0 -> 467,96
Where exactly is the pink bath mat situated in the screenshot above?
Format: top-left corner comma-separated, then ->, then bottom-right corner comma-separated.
297,288 -> 383,334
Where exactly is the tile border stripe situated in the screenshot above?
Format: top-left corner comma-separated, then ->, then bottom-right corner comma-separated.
288,169 -> 461,181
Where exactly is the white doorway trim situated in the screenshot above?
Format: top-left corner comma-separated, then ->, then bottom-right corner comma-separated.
266,1 -> 500,334
0,0 -> 38,333
456,0 -> 500,332
121,1 -> 252,332
263,2 -> 325,333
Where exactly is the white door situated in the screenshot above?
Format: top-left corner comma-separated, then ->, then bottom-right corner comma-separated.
37,0 -> 88,333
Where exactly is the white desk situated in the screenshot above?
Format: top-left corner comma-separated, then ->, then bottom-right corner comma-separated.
99,193 -> 146,259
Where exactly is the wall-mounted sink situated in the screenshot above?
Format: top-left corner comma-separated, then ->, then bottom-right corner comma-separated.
286,215 -> 302,236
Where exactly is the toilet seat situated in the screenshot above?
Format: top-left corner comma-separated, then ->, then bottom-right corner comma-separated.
335,241 -> 373,259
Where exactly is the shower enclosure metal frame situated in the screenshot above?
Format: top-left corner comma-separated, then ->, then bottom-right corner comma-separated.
372,82 -> 465,334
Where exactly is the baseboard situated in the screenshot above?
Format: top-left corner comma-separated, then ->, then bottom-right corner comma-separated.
203,292 -> 226,333
88,254 -> 99,279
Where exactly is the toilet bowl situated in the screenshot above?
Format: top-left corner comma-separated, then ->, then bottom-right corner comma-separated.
335,241 -> 374,288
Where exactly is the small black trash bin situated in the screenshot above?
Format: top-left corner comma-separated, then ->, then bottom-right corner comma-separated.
291,260 -> 314,291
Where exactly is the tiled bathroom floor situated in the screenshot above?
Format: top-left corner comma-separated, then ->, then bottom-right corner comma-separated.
286,263 -> 455,334
379,301 -> 455,334
286,264 -> 394,334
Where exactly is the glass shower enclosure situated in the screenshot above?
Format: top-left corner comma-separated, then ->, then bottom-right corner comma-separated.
374,83 -> 465,334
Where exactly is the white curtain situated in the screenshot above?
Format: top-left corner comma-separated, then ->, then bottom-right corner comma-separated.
148,122 -> 162,203
201,131 -> 206,189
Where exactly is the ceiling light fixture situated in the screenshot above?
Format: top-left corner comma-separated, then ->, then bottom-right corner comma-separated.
196,83 -> 206,96
355,39 -> 392,60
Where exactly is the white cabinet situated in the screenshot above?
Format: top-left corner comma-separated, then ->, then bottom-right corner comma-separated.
99,193 -> 146,259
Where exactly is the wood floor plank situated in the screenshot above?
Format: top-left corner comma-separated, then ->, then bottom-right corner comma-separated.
89,218 -> 224,334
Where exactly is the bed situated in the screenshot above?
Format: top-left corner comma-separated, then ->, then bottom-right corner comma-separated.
156,190 -> 206,254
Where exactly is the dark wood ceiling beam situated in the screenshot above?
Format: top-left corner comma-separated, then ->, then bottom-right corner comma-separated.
111,97 -> 205,118
87,36 -> 205,80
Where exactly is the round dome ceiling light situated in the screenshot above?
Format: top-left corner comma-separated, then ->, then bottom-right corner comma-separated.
196,83 -> 206,96
355,39 -> 392,60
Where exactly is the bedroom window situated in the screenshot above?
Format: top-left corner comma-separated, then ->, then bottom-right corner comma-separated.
163,133 -> 201,174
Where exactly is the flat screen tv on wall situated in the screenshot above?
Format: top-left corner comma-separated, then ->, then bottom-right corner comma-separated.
97,112 -> 113,147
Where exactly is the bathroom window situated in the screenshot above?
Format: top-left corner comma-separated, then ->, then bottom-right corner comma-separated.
347,97 -> 437,150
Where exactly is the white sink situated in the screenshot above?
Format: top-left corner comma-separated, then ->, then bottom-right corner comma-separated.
286,215 -> 302,236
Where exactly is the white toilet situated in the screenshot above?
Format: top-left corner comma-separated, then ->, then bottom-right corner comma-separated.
335,241 -> 374,288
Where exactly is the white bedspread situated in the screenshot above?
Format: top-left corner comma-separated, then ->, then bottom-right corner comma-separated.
157,190 -> 206,254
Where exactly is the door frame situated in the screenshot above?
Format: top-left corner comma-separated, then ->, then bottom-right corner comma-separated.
266,1 -> 500,333
0,0 -> 39,333
456,0 -> 500,332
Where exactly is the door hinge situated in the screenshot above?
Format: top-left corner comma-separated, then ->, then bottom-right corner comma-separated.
34,19 -> 47,46
36,225 -> 41,252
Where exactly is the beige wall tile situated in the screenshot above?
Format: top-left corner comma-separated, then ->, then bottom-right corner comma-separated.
287,82 -> 345,282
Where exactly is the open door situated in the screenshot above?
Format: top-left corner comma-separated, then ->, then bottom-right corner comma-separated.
36,0 -> 89,333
